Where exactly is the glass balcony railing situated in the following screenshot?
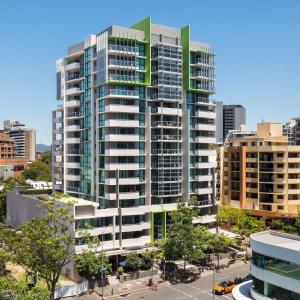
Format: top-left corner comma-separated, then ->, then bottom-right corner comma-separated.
106,89 -> 139,97
108,74 -> 141,82
108,59 -> 139,68
108,45 -> 138,53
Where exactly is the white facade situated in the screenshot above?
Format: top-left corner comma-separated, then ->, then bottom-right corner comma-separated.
250,231 -> 300,299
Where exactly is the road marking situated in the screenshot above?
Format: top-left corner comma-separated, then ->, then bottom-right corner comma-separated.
168,285 -> 198,300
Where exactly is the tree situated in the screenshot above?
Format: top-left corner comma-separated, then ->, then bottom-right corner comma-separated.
271,219 -> 286,230
75,233 -> 112,281
233,216 -> 266,237
40,151 -> 52,165
22,160 -> 51,181
0,276 -> 50,300
206,233 -> 233,268
216,205 -> 248,227
125,253 -> 142,272
0,249 -> 8,275
162,199 -> 206,269
0,176 -> 27,222
4,195 -> 74,298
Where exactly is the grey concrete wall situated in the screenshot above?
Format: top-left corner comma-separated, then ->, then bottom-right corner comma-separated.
234,107 -> 246,130
215,101 -> 224,144
6,189 -> 45,228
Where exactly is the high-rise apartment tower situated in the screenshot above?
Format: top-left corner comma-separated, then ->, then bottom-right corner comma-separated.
52,17 -> 217,250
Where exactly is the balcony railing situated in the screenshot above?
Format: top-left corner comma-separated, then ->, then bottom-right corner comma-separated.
108,59 -> 139,68
108,45 -> 138,53
108,74 -> 141,82
151,121 -> 181,127
105,89 -> 139,97
152,135 -> 181,141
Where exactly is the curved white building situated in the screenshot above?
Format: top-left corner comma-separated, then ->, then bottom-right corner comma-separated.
250,231 -> 300,299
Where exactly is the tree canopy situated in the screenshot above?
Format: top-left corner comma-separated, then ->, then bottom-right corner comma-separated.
75,233 -> 112,280
2,195 -> 74,298
0,276 -> 50,300
22,160 -> 51,181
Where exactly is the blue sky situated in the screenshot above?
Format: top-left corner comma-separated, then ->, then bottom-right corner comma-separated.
0,0 -> 300,145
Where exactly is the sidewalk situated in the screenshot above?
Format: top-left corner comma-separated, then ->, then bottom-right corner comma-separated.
93,274 -> 170,299
75,260 -> 248,299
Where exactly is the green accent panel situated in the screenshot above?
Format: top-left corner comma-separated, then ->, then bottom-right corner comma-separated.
131,17 -> 151,85
181,25 -> 190,90
150,211 -> 154,243
107,79 -> 147,86
189,88 -> 215,94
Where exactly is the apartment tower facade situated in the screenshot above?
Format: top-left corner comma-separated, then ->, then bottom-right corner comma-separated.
219,123 -> 300,218
52,17 -> 216,251
3,120 -> 36,162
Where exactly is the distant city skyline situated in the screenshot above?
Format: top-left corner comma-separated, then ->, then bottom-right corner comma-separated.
1,0 -> 300,144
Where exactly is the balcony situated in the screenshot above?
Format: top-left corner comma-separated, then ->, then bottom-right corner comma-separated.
195,136 -> 216,144
151,121 -> 181,127
151,107 -> 182,116
152,134 -> 181,141
151,149 -> 182,155
65,137 -> 80,144
105,191 -> 140,200
195,162 -> 216,169
105,177 -> 140,185
108,74 -> 141,83
105,119 -> 140,128
105,163 -> 140,171
121,236 -> 151,249
108,44 -> 138,55
195,123 -> 216,131
66,112 -> 82,119
53,127 -> 63,134
105,149 -> 139,156
195,149 -> 216,156
105,104 -> 139,113
121,222 -> 150,233
65,125 -> 80,132
195,175 -> 213,182
195,187 -> 213,195
103,89 -> 139,99
65,87 -> 82,96
65,162 -> 80,169
190,58 -> 214,68
66,186 -> 82,193
105,134 -> 140,142
196,110 -> 215,119
64,62 -> 80,72
66,174 -> 80,181
108,59 -> 139,69
65,100 -> 80,108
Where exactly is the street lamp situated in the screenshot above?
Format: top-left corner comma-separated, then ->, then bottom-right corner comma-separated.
100,233 -> 106,299
209,246 -> 216,300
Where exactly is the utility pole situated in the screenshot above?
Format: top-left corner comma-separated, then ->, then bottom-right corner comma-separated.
211,246 -> 216,300
101,233 -> 104,298
212,167 -> 219,234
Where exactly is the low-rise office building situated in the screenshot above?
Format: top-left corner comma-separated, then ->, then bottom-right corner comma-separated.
219,122 -> 300,218
250,231 -> 300,299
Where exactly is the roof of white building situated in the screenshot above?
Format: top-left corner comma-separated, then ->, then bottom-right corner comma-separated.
251,231 -> 300,265
251,231 -> 300,252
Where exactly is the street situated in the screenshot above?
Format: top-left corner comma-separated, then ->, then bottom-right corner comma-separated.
126,262 -> 250,300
